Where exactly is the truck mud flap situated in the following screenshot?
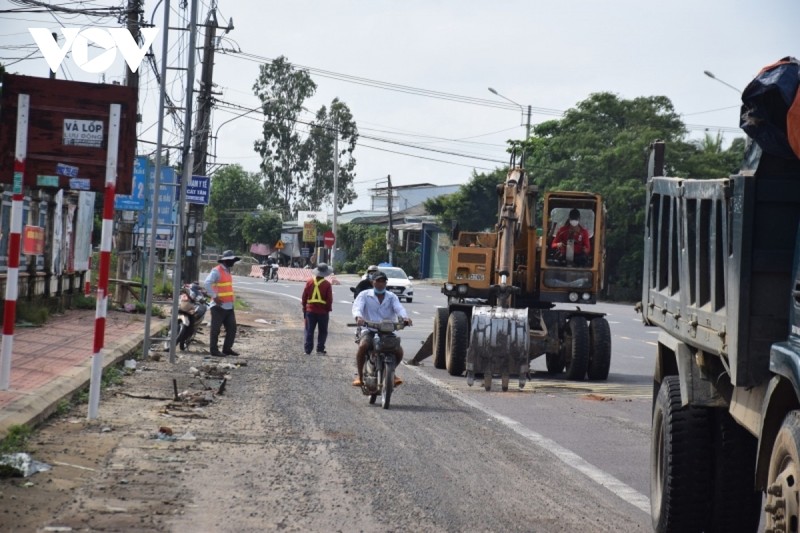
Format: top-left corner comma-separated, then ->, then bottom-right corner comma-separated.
466,306 -> 530,391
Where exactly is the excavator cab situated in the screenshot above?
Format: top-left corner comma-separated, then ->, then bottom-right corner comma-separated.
539,192 -> 605,304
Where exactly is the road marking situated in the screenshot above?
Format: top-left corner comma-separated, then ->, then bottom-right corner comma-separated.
626,355 -> 646,359
608,321 -> 620,324
412,310 -> 421,315
619,336 -> 631,340
645,341 -> 657,347
411,370 -> 651,515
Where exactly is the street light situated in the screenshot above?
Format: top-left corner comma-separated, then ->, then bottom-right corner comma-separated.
488,87 -> 531,138
703,70 -> 741,94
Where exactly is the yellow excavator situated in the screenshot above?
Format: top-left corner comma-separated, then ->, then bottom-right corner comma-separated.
414,155 -> 610,391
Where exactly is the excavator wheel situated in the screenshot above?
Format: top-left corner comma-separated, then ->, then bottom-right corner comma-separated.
587,317 -> 612,380
445,311 -> 468,376
564,316 -> 590,381
432,307 -> 448,369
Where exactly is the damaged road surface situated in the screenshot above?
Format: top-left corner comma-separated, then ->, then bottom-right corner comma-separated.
0,295 -> 649,532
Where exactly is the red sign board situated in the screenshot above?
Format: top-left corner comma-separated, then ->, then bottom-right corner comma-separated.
22,225 -> 44,255
0,74 -> 138,194
323,230 -> 336,249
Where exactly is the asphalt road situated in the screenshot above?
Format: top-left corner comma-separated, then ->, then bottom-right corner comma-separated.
237,273 -> 656,524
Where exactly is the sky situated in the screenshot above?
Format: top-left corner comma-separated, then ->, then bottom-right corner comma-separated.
1,0 -> 798,212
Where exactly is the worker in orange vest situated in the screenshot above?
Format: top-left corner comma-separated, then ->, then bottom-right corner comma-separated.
204,250 -> 240,357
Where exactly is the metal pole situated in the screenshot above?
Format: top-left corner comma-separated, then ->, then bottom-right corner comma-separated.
0,94 -> 29,390
169,0 -> 199,363
87,103 -> 121,420
387,175 -> 393,265
142,0 -> 171,360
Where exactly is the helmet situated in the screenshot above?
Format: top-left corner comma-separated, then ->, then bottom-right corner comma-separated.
372,271 -> 388,282
367,265 -> 379,272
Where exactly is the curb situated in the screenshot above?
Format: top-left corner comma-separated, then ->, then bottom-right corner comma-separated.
0,318 -> 169,438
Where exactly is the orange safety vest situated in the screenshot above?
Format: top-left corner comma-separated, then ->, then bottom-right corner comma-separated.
212,265 -> 235,304
307,277 -> 327,305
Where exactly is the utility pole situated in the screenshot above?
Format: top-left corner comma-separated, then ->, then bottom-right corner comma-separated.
525,104 -> 531,139
184,8 -> 221,283
331,119 -> 338,271
116,0 -> 141,281
386,174 -> 394,265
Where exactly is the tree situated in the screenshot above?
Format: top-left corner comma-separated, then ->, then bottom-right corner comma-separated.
205,164 -> 268,252
240,210 -> 283,248
424,168 -> 506,233
253,56 -> 317,218
299,98 -> 359,211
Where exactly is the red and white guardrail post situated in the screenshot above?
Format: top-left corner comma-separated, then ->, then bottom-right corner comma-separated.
0,94 -> 29,391
87,103 -> 120,419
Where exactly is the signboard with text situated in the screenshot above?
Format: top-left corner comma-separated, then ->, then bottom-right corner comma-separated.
135,165 -> 176,243
0,74 -> 138,194
114,156 -> 147,210
22,225 -> 44,255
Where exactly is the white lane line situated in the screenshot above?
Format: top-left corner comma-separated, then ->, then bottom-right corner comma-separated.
608,321 -> 620,324
627,355 -> 646,359
411,369 -> 651,515
645,342 -> 657,347
412,310 -> 421,315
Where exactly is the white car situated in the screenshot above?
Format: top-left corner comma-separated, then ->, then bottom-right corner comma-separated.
364,266 -> 414,303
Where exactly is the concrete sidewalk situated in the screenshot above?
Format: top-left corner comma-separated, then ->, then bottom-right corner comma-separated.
0,309 -> 167,438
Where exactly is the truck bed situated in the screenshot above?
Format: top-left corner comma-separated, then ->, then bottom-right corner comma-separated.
642,153 -> 800,387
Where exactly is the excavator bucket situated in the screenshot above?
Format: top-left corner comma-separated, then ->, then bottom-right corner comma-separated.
466,306 -> 530,391
413,332 -> 434,362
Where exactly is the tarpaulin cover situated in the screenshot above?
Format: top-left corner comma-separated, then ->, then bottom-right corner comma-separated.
740,56 -> 800,159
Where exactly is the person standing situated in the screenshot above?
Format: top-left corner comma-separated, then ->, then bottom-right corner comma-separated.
302,263 -> 333,355
204,250 -> 240,357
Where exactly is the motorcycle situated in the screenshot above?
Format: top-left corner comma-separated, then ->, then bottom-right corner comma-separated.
263,263 -> 279,282
350,319 -> 407,409
174,282 -> 208,350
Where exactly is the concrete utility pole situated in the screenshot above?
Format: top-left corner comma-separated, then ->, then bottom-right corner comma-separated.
183,8 -> 222,283
331,119 -> 338,271
116,0 -> 142,281
386,174 -> 394,266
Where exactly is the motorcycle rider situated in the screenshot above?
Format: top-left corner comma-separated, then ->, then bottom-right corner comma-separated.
351,264 -> 378,300
351,270 -> 412,387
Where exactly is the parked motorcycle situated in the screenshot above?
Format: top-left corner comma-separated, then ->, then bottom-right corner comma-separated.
175,282 -> 208,350
262,263 -> 279,282
350,319 -> 408,409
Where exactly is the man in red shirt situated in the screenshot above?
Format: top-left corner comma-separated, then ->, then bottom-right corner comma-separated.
301,263 -> 334,355
552,209 -> 591,266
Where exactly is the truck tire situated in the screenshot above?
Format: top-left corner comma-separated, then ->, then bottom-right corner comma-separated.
766,410 -> 800,532
651,375 -> 713,533
445,310 -> 468,376
709,409 -> 759,532
432,307 -> 448,369
587,317 -> 611,380
545,352 -> 565,375
564,316 -> 590,381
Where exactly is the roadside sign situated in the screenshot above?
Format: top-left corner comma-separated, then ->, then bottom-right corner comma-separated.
323,230 -> 335,249
275,240 -> 285,250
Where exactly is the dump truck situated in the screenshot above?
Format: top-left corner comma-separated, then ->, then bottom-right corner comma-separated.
420,155 -> 611,390
643,141 -> 800,531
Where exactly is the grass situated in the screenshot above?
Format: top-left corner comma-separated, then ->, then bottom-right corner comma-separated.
0,424 -> 32,454
234,298 -> 249,311
16,301 -> 49,326
73,294 -> 96,310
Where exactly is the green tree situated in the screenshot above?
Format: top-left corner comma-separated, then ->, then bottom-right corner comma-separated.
424,168 -> 506,233
240,210 -> 283,248
205,164 -> 268,252
299,98 -> 359,211
253,56 -> 317,218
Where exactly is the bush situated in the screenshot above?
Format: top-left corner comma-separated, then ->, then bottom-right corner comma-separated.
73,294 -> 96,310
16,301 -> 49,325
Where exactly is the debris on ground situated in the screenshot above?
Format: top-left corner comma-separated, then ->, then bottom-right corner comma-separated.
0,453 -> 52,478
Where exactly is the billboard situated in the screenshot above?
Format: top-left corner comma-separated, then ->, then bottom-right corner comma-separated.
0,74 -> 138,194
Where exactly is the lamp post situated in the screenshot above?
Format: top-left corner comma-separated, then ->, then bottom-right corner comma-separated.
703,70 -> 741,94
488,87 -> 531,139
